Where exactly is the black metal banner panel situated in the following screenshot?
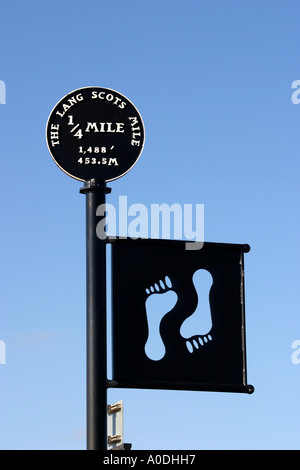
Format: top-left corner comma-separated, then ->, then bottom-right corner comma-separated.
110,238 -> 254,394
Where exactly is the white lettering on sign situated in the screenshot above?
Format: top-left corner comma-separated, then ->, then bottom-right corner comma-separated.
91,90 -> 126,109
65,117 -> 126,139
128,116 -> 141,147
85,122 -> 125,133
50,123 -> 60,147
55,93 -> 84,118
67,115 -> 84,139
77,156 -> 119,166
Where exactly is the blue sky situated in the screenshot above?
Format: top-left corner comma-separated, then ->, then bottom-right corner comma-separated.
0,0 -> 300,450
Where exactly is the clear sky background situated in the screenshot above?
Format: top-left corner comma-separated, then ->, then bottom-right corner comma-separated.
1,0 -> 300,450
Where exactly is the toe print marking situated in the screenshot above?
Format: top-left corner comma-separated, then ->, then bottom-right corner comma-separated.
186,334 -> 213,353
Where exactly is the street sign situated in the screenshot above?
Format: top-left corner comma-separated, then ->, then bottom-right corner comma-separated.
46,87 -> 145,182
46,86 -> 254,451
110,238 -> 254,394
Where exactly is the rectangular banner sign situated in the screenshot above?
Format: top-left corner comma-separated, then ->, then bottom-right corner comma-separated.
109,238 -> 254,394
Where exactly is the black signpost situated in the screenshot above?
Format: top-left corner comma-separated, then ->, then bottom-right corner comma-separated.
46,87 -> 145,450
80,179 -> 110,450
46,86 -> 253,451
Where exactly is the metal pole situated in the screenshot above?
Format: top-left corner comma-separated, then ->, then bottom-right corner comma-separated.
80,178 -> 111,450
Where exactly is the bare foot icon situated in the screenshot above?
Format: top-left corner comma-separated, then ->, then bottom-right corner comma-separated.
180,269 -> 213,353
144,276 -> 178,361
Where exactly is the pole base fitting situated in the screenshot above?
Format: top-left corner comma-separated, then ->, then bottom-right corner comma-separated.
80,179 -> 112,194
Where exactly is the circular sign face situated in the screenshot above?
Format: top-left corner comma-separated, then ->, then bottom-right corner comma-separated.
46,87 -> 145,182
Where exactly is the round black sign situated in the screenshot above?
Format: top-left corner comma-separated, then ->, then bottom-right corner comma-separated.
46,87 -> 145,182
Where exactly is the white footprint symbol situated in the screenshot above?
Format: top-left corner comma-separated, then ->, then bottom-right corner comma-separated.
180,269 -> 213,353
144,276 -> 178,361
